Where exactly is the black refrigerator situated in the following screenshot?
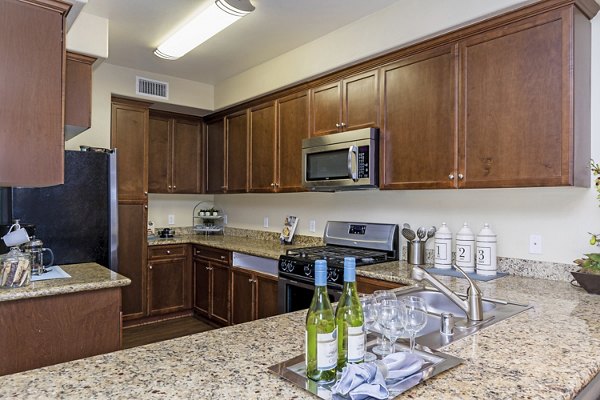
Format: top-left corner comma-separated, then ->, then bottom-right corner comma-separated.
6,149 -> 118,271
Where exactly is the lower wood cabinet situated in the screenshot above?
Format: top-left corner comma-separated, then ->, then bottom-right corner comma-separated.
356,275 -> 403,294
193,245 -> 231,325
230,268 -> 279,325
148,244 -> 191,316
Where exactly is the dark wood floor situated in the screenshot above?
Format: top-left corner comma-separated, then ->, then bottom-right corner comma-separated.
122,316 -> 216,349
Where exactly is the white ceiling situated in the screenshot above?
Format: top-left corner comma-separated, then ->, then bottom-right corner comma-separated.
81,0 -> 401,85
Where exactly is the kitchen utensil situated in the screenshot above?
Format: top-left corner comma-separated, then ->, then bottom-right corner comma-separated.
402,228 -> 416,242
22,237 -> 54,275
1,221 -> 30,247
403,223 -> 411,230
416,227 -> 427,241
425,226 -> 437,242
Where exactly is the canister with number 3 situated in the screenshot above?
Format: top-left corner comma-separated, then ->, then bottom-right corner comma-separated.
476,223 -> 497,276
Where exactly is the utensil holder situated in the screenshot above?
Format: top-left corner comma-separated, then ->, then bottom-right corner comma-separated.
407,241 -> 426,265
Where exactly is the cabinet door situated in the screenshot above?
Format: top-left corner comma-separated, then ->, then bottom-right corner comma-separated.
118,203 -> 148,320
459,9 -> 572,188
380,45 -> 457,189
211,263 -> 230,325
256,274 -> 279,320
148,257 -> 187,316
226,111 -> 249,193
249,102 -> 277,192
342,70 -> 379,131
172,118 -> 201,193
205,119 -> 226,193
111,99 -> 149,201
277,91 -> 309,192
231,268 -> 255,324
65,52 -> 95,140
148,115 -> 171,193
193,259 -> 210,317
310,81 -> 342,136
0,0 -> 68,187
356,275 -> 402,294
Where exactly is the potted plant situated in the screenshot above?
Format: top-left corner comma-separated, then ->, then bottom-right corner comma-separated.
572,160 -> 600,294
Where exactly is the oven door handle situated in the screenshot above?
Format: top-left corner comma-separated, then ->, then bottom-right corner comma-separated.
347,145 -> 358,181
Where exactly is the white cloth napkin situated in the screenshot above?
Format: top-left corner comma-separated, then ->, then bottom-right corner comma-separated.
331,352 -> 423,400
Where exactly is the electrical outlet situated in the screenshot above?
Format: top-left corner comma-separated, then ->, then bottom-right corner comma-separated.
263,217 -> 269,228
168,214 -> 175,225
529,234 -> 542,254
223,214 -> 228,225
309,220 -> 316,233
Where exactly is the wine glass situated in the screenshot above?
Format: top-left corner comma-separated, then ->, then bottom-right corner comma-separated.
378,299 -> 406,355
372,290 -> 396,355
403,296 -> 428,353
359,294 -> 377,362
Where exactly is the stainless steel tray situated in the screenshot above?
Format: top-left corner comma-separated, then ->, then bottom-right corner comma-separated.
268,339 -> 463,399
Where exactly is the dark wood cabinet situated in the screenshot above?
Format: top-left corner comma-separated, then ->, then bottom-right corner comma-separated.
249,102 -> 277,192
148,112 -> 201,193
356,275 -> 402,294
380,45 -> 457,189
0,0 -> 69,187
148,245 -> 191,316
225,110 -> 249,193
277,91 -> 309,192
231,267 -> 278,324
193,245 -> 231,325
310,70 -> 379,136
205,118 -> 226,193
65,51 -> 96,140
458,6 -> 588,188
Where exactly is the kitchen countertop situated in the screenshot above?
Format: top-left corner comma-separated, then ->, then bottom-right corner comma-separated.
1,260 -> 598,399
0,263 -> 131,303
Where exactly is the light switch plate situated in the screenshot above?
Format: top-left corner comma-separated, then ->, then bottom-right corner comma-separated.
529,234 -> 542,254
309,220 -> 316,232
168,214 -> 175,225
263,217 -> 269,228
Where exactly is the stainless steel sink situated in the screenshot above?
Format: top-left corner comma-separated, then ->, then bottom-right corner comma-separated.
371,286 -> 531,350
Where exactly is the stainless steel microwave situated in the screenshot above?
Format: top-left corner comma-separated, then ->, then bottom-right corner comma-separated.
302,128 -> 378,191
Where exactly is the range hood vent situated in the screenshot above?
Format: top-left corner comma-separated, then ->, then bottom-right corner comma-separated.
136,76 -> 169,99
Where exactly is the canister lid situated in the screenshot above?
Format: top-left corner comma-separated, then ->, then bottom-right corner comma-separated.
477,223 -> 496,240
435,222 -> 452,239
456,222 -> 474,240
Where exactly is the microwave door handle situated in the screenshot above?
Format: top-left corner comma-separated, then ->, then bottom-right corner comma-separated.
348,146 -> 359,181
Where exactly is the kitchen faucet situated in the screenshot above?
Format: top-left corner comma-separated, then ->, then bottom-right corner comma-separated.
411,265 -> 484,321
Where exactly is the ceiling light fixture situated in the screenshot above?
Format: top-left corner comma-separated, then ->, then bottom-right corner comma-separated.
154,0 -> 255,60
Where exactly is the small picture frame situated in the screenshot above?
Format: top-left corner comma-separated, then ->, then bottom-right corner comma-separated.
280,216 -> 298,244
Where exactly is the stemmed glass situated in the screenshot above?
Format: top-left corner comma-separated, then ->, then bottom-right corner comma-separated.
359,294 -> 378,362
372,290 -> 396,355
403,296 -> 428,353
378,299 -> 406,355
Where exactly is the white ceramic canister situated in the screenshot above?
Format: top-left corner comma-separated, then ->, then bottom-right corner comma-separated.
455,222 -> 475,272
476,223 -> 497,276
434,223 -> 452,269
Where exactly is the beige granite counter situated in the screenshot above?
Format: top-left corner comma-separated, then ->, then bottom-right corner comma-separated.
1,260 -> 598,399
0,263 -> 131,303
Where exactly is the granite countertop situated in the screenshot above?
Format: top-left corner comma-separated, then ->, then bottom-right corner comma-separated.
1,260 -> 599,399
0,263 -> 131,303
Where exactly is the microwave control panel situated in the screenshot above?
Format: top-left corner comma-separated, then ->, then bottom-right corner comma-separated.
358,146 -> 370,178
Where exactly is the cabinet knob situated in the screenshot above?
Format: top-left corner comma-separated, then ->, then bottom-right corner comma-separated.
220,255 -> 226,260
144,192 -> 148,196
168,185 -> 172,189
340,122 -> 346,128
166,250 -> 171,254
149,264 -> 153,270
335,123 -> 341,128
448,174 -> 455,180
173,185 -> 177,189
270,183 -> 275,187
458,173 -> 464,180
248,278 -> 253,283
144,205 -> 148,209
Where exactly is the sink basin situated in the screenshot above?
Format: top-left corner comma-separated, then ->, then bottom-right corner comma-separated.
370,286 -> 531,350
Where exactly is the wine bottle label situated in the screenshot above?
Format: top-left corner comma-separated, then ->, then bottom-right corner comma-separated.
347,325 -> 365,363
317,328 -> 337,371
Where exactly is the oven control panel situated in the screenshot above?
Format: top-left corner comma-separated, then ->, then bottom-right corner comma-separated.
278,256 -> 344,287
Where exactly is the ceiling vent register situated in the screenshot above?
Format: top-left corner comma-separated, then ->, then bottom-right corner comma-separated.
136,76 -> 169,99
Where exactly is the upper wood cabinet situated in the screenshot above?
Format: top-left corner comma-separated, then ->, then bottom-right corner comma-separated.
148,112 -> 202,194
111,98 -> 150,202
457,6 -> 589,188
205,119 -> 226,194
249,102 -> 277,192
0,0 -> 69,187
277,91 -> 309,192
225,110 -> 249,193
380,45 -> 458,190
65,51 -> 96,140
310,70 -> 379,136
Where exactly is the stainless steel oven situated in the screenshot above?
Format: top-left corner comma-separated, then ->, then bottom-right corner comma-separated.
302,128 -> 378,191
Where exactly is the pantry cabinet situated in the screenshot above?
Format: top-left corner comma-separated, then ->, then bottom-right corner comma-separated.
0,0 -> 69,187
310,70 -> 379,136
225,110 -> 249,193
148,245 -> 191,316
204,119 -> 226,193
148,112 -> 202,194
230,268 -> 278,324
193,245 -> 231,325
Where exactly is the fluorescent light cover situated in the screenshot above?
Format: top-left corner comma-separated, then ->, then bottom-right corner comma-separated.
155,2 -> 244,60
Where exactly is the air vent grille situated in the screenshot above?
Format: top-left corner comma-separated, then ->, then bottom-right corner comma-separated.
136,76 -> 169,99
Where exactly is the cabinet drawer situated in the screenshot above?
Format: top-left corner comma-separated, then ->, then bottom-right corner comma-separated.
149,245 -> 187,259
193,245 -> 230,263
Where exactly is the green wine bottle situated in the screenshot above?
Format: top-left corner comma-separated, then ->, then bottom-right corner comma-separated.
305,260 -> 337,383
335,257 -> 365,370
